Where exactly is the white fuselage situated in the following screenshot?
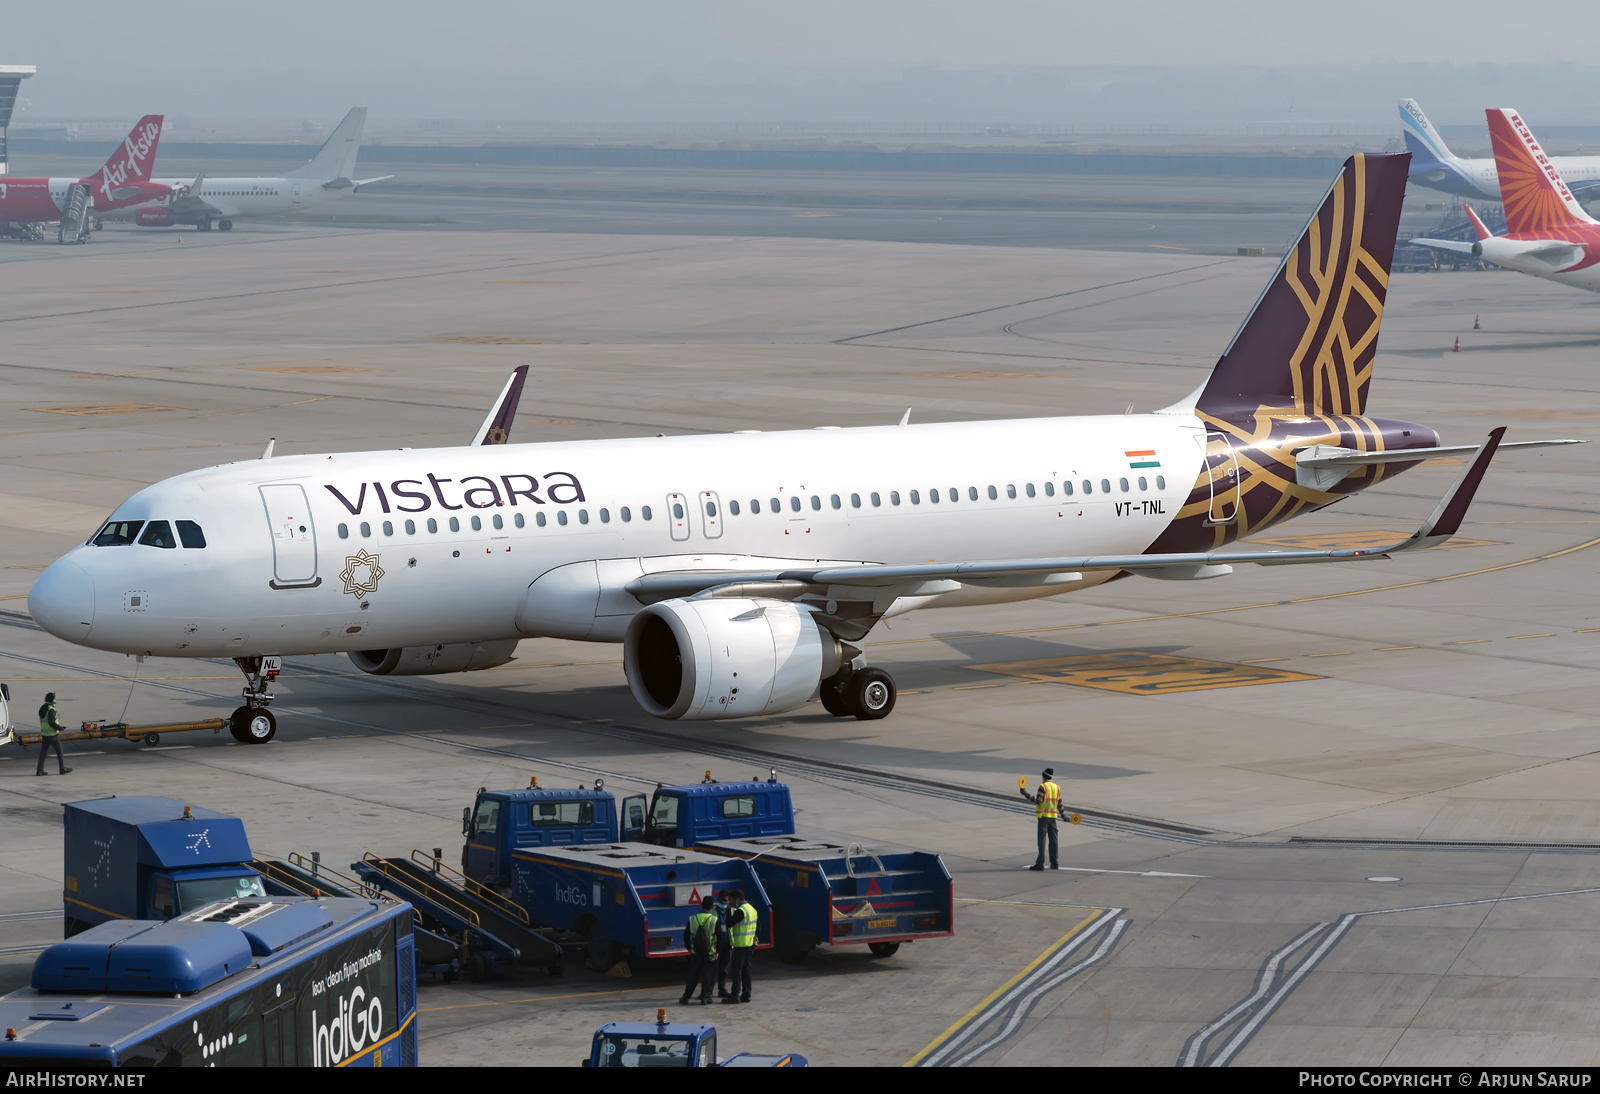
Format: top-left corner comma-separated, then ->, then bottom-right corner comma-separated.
1414,155 -> 1600,203
32,414 -> 1203,659
124,176 -> 346,222
1474,236 -> 1600,293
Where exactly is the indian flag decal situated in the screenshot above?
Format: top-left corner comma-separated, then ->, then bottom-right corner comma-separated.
1126,449 -> 1160,469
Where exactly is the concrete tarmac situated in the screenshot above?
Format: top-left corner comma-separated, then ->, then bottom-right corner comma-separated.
1,221 -> 1599,1066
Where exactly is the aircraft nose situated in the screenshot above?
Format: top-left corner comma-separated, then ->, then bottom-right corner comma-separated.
29,558 -> 95,643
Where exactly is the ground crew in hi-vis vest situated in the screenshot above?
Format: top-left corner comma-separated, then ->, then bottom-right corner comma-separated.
680,895 -> 719,1005
35,691 -> 71,777
1022,768 -> 1060,870
724,888 -> 757,1004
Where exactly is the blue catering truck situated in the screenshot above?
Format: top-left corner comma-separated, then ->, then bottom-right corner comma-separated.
62,796 -> 272,936
461,775 -> 952,965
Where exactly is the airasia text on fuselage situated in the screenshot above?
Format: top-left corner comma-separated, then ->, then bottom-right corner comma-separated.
323,470 -> 586,514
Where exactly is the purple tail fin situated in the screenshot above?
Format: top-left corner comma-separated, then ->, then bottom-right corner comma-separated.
473,365 -> 529,446
1196,152 -> 1409,422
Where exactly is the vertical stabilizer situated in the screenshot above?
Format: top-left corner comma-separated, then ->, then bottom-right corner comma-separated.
1192,152 -> 1408,422
1399,99 -> 1459,167
285,107 -> 367,180
81,115 -> 163,206
1486,108 -> 1599,234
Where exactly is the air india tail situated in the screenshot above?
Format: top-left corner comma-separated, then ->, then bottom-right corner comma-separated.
1487,108 -> 1599,235
81,115 -> 164,206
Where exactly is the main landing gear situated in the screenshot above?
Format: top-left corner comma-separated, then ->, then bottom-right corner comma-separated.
230,656 -> 280,744
218,219 -> 233,231
819,665 -> 897,721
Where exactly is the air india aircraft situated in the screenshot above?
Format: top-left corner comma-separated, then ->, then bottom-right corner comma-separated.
1413,109 -> 1600,294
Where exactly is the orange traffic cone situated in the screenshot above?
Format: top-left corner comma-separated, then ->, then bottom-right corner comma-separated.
1473,315 -> 1480,329
1453,337 -> 1461,353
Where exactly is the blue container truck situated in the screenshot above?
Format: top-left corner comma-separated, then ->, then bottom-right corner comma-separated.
461,775 -> 952,965
62,796 -> 272,936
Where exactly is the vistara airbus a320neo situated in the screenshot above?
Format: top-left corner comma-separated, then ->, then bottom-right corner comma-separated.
26,152 -> 1577,741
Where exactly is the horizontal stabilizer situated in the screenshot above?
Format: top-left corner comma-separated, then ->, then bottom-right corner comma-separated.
353,176 -> 393,192
1295,437 -> 1578,489
626,432 -> 1511,605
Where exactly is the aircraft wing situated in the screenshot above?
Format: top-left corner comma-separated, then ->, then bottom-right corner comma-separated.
629,429 -> 1509,604
1409,237 -> 1477,257
166,173 -> 222,218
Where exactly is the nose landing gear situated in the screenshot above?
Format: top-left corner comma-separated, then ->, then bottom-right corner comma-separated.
230,656 -> 281,743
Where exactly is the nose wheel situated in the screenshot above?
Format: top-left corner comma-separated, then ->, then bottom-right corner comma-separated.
230,707 -> 277,744
230,655 -> 281,744
819,666 -> 897,720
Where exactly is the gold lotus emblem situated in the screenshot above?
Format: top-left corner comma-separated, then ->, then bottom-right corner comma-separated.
339,549 -> 385,597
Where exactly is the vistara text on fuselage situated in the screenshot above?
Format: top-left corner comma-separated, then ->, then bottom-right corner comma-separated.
26,153 -> 1558,730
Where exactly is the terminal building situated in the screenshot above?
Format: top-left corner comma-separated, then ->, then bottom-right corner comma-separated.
0,65 -> 36,175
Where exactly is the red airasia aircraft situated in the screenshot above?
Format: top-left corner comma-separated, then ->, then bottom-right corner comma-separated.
0,115 -> 167,233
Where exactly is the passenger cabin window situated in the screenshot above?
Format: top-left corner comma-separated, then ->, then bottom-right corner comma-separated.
557,511 -> 569,526
472,799 -> 500,836
770,498 -> 780,512
138,521 -> 175,548
1120,478 -> 1130,492
831,494 -> 841,509
449,517 -> 460,532
1062,481 -> 1073,496
493,514 -> 505,529
530,801 -> 594,827
643,505 -> 654,521
405,519 -> 417,535
729,500 -> 740,516
1025,484 -> 1036,498
1138,477 -> 1148,491
91,520 -> 144,546
383,521 -> 394,536
338,523 -> 349,539
987,485 -> 998,500
470,516 -> 482,531
890,491 -> 900,505
749,499 -> 760,513
811,495 -> 822,511
176,520 -> 207,548
1156,475 -> 1167,490
721,796 -> 756,819
910,490 -> 920,504
578,510 -> 589,525
360,521 -> 372,536
1081,480 -> 1091,495
789,496 -> 801,512
1006,484 -> 1016,499
969,487 -> 979,501
1101,479 -> 1111,494
515,513 -> 525,528
622,507 -> 632,522
536,512 -> 547,527
871,492 -> 882,507
1043,482 -> 1054,497
428,518 -> 439,533
599,509 -> 610,523
928,488 -> 939,504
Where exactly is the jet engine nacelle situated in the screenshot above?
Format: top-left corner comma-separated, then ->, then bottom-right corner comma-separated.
624,597 -> 844,720
134,207 -> 173,227
348,639 -> 519,676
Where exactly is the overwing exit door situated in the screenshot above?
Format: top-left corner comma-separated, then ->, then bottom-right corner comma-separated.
666,492 -> 691,541
259,483 -> 320,587
698,491 -> 723,539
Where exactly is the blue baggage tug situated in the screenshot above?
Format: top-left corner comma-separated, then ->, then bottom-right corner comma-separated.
0,894 -> 417,1066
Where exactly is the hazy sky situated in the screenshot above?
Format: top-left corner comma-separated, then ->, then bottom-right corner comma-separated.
11,2 -> 1600,124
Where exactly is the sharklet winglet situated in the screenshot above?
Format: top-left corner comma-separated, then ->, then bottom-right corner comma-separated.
472,365 -> 529,446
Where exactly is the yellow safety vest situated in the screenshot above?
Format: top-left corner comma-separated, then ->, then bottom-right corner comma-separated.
1036,780 -> 1060,819
730,902 -> 758,948
687,911 -> 718,956
39,705 -> 59,738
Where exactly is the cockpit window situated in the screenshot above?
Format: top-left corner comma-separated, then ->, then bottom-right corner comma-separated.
139,521 -> 177,549
176,520 -> 207,549
91,520 -> 144,546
